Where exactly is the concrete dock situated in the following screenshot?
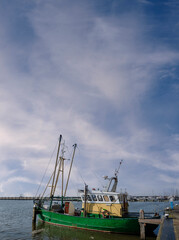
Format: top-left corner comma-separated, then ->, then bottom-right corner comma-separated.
173,206 -> 179,240
157,205 -> 179,240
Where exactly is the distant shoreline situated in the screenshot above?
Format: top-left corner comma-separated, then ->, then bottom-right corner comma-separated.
0,196 -> 178,202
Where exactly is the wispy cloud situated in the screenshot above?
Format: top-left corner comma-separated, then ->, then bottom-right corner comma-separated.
138,0 -> 152,4
0,0 -> 178,196
159,174 -> 179,184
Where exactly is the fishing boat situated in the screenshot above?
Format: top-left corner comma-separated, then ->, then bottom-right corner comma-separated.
34,135 -> 159,235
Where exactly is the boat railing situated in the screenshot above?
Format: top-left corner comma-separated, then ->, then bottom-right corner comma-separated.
126,212 -> 160,218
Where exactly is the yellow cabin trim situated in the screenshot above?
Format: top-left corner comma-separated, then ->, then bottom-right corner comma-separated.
80,191 -> 128,217
82,202 -> 126,217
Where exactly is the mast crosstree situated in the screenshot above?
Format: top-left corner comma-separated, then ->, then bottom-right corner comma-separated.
104,160 -> 123,192
41,135 -> 77,208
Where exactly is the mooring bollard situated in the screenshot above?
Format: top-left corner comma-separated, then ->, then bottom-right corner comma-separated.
139,209 -> 145,240
32,204 -> 37,231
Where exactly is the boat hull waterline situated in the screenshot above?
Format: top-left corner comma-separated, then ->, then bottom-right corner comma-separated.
37,208 -> 157,235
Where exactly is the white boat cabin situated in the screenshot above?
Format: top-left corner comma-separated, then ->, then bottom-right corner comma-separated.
80,190 -> 128,218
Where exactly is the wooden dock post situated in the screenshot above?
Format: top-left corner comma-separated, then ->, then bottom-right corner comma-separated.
139,209 -> 146,240
32,204 -> 37,231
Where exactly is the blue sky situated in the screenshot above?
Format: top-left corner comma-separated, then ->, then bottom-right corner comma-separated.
0,0 -> 178,197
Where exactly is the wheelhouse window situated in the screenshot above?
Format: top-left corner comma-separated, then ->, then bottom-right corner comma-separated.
97,195 -> 103,201
87,195 -> 92,201
91,195 -> 97,201
109,195 -> 116,202
103,195 -> 109,202
81,195 -> 92,201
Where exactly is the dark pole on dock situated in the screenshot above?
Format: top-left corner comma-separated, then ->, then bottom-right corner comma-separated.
84,184 -> 88,217
32,204 -> 37,231
139,209 -> 146,240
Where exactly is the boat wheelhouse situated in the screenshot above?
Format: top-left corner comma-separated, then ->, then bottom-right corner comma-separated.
34,135 -> 159,235
80,188 -> 128,218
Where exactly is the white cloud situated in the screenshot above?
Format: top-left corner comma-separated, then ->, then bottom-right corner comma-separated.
0,0 -> 178,196
159,174 -> 179,184
0,184 -> 3,193
5,176 -> 34,184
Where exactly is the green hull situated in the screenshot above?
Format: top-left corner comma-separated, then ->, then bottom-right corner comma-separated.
37,208 -> 143,234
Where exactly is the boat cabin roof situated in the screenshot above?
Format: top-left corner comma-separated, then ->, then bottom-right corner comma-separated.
80,190 -> 127,204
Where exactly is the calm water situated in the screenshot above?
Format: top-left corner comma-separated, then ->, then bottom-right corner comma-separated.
0,200 -> 178,240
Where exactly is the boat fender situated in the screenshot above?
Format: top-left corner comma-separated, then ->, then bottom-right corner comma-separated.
165,213 -> 169,219
102,210 -> 110,218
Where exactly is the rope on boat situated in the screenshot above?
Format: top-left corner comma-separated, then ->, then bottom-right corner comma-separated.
93,172 -> 104,189
74,146 -> 87,186
79,172 -> 87,186
35,140 -> 58,198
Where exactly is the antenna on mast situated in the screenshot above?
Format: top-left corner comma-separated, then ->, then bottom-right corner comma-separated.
115,159 -> 123,177
104,160 -> 123,192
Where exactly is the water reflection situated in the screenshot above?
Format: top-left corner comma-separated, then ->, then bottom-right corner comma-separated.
35,221 -> 155,240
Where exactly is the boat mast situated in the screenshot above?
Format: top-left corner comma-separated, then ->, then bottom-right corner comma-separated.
49,135 -> 62,210
54,141 -> 66,207
50,139 -> 66,208
52,156 -> 62,197
105,160 -> 123,192
61,146 -> 65,207
64,143 -> 77,197
50,135 -> 62,198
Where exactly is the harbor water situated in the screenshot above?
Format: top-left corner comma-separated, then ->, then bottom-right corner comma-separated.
0,200 -> 179,240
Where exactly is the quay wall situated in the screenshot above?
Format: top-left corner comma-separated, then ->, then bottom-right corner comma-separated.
0,196 -> 81,201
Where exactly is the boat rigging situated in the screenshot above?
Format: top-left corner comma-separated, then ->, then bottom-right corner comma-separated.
103,159 -> 123,192
33,135 -> 159,235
